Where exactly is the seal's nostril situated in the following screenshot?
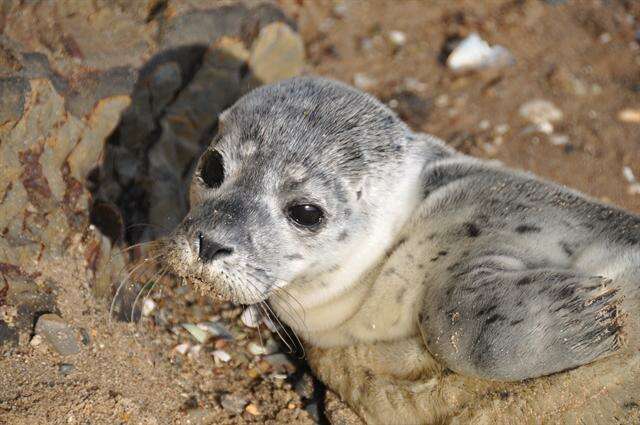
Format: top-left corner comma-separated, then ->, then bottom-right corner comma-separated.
197,234 -> 233,262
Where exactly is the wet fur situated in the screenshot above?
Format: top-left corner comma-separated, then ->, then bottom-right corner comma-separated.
164,77 -> 640,424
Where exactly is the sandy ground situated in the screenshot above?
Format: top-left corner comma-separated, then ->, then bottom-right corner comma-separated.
2,1 -> 639,424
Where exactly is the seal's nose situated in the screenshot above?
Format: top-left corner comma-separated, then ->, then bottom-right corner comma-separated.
197,232 -> 233,262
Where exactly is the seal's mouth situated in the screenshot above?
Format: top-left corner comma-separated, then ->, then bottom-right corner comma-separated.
159,232 -> 279,305
182,273 -> 228,301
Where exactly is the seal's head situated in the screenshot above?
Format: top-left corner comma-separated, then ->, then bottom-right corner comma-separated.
164,77 -> 432,305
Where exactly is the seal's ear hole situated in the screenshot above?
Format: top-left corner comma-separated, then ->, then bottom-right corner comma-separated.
199,149 -> 225,188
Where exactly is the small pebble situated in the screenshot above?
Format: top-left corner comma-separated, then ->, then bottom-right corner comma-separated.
272,373 -> 288,380
388,30 -> 407,47
141,299 -> 156,316
446,33 -> 514,72
188,344 -> 202,358
264,353 -> 295,373
240,307 -> 260,328
264,338 -> 280,355
549,134 -> 569,146
245,403 -> 260,416
435,94 -> 449,107
622,166 -> 636,183
182,323 -> 209,344
519,99 -> 563,125
213,349 -> 231,363
332,2 -> 348,18
35,314 -> 80,356
482,142 -> 498,156
58,363 -> 75,376
257,360 -> 272,373
198,321 -> 233,340
404,77 -> 427,92
599,33 -> 611,44
495,123 -> 510,135
618,109 -> 640,123
220,394 -> 247,415
174,342 -> 190,355
247,368 -> 261,379
247,341 -> 266,356
30,334 -> 43,347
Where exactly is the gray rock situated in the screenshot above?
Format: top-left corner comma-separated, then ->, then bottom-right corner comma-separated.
294,372 -> 315,400
304,401 -> 321,424
264,353 -> 296,373
58,363 -> 75,375
220,393 -> 247,415
159,5 -> 247,49
35,314 -> 80,356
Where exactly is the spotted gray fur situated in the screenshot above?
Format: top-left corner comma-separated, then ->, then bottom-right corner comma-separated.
164,76 -> 640,399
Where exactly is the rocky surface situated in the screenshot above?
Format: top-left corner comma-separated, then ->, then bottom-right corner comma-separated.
0,0 -> 305,341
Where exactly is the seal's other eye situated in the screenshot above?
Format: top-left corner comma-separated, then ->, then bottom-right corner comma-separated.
288,204 -> 324,228
200,149 -> 224,188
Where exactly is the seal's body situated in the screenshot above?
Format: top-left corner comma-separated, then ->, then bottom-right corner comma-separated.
165,77 -> 640,424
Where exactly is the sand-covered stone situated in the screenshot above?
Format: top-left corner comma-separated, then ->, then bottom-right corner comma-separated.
35,314 -> 80,356
250,22 -> 305,84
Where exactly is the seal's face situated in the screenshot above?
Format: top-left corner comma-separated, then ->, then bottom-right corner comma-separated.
164,77 -> 410,304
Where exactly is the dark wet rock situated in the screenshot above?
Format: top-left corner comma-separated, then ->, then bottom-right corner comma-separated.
35,314 -> 80,356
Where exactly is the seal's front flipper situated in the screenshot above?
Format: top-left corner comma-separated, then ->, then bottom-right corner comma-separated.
420,266 -> 625,381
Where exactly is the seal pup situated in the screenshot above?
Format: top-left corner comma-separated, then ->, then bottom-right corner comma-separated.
164,77 -> 640,424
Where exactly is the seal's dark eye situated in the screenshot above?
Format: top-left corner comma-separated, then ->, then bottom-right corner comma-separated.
200,149 -> 224,188
288,204 -> 324,228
